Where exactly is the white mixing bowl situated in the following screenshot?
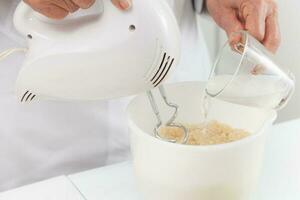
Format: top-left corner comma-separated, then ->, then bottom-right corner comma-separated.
127,82 -> 277,200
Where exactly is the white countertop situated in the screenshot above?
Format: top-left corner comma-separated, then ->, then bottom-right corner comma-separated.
1,119 -> 300,200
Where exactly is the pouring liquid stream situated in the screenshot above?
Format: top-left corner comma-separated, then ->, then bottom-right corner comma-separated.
200,93 -> 211,134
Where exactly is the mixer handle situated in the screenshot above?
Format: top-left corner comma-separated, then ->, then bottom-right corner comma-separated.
13,0 -> 107,36
39,0 -> 103,22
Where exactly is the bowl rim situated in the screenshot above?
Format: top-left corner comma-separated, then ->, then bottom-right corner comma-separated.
127,81 -> 278,151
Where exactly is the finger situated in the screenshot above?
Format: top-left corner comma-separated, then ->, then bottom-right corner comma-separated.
51,0 -> 79,13
263,13 -> 281,53
37,3 -> 69,19
217,9 -> 245,46
111,0 -> 132,10
63,0 -> 80,13
241,1 -> 267,42
71,0 -> 95,9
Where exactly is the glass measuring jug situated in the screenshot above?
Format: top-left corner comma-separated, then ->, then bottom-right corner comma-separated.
206,31 -> 295,110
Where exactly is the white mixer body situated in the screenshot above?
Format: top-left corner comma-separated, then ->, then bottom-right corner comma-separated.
13,0 -> 181,102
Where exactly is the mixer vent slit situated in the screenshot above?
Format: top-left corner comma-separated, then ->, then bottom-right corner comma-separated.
150,52 -> 166,82
26,93 -> 32,102
153,56 -> 170,85
21,91 -> 36,102
21,91 -> 29,102
154,58 -> 174,87
30,95 -> 36,101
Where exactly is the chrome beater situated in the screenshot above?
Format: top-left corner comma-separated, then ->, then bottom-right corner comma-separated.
147,85 -> 189,144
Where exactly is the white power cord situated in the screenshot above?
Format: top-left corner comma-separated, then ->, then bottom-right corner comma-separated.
0,48 -> 27,62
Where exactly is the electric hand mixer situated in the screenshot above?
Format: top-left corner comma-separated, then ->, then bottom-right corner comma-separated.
11,0 -> 189,143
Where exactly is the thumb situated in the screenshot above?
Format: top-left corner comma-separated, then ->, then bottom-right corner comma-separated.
111,0 -> 132,10
218,10 -> 244,46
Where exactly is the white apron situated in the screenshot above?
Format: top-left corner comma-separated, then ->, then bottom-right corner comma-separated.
0,0 -> 210,191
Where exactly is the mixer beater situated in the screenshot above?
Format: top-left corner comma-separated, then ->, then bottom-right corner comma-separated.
147,85 -> 189,144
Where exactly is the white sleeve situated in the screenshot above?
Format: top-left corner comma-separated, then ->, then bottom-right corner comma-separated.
193,0 -> 206,14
